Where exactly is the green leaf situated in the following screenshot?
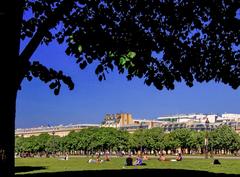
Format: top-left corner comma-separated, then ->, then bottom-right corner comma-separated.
120,56 -> 129,65
127,51 -> 136,59
109,51 -> 115,58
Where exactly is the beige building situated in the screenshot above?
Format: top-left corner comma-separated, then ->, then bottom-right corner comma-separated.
102,113 -> 164,131
102,113 -> 134,128
15,124 -> 100,137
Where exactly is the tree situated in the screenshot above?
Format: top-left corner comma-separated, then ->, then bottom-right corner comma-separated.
1,0 -> 240,175
130,129 -> 149,152
15,136 -> 38,155
62,131 -> 80,153
15,136 -> 24,155
45,135 -> 61,156
35,133 -> 52,153
144,127 -> 165,152
162,132 -> 180,154
63,127 -> 130,154
188,131 -> 205,154
209,125 -> 240,154
171,128 -> 192,154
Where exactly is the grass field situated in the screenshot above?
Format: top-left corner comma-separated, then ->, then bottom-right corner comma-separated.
15,156 -> 240,177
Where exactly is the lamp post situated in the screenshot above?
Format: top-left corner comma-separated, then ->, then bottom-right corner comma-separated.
209,124 -> 213,158
140,122 -> 143,154
52,131 -> 55,157
204,118 -> 209,159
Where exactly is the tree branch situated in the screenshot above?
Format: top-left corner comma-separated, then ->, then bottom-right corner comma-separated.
18,0 -> 75,83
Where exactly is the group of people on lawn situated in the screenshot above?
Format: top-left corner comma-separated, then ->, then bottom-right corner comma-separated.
158,152 -> 182,162
125,152 -> 182,166
125,154 -> 143,166
88,151 -> 110,163
88,151 -> 183,165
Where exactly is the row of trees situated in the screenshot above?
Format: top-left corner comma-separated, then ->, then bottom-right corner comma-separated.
15,125 -> 240,156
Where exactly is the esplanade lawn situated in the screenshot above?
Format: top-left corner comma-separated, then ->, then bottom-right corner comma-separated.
15,156 -> 240,177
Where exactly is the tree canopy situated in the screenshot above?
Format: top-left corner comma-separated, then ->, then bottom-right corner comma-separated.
21,0 -> 240,94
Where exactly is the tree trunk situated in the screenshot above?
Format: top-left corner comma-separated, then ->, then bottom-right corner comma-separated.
0,86 -> 18,177
0,0 -> 20,176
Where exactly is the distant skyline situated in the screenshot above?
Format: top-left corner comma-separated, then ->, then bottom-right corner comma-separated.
16,41 -> 240,128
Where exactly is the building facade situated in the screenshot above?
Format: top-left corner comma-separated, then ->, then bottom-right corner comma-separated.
15,124 -> 100,137
15,113 -> 240,137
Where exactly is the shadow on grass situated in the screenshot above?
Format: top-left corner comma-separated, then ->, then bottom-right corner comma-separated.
15,166 -> 46,173
15,169 -> 240,177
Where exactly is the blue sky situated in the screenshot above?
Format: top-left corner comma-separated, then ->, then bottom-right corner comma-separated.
16,41 -> 240,128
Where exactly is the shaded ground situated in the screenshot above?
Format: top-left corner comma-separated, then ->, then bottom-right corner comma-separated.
15,166 -> 46,173
15,168 -> 240,177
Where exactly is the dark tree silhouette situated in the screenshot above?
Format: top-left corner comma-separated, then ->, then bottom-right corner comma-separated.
1,0 -> 240,176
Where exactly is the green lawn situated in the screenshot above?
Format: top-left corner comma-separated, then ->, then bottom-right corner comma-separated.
15,156 -> 240,176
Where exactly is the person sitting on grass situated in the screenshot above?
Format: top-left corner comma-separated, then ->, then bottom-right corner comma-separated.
96,156 -> 104,163
134,156 -> 143,166
88,157 -> 103,164
143,154 -> 149,160
104,153 -> 110,161
176,153 -> 182,161
88,159 -> 97,163
125,154 -> 133,166
213,159 -> 221,165
65,153 -> 69,160
158,153 -> 166,161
